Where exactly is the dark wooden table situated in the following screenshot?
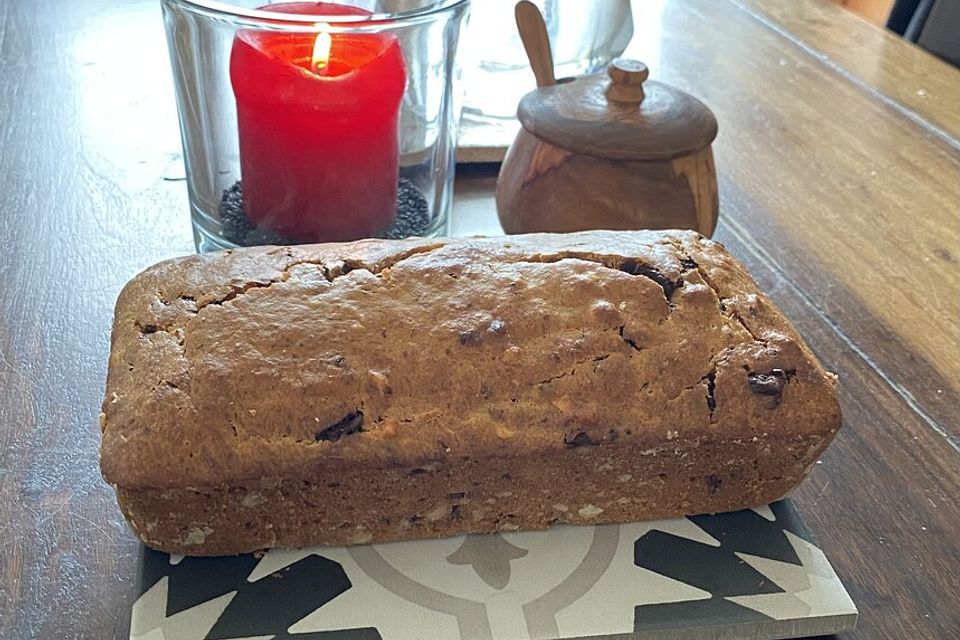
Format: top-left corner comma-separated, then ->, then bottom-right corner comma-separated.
1,0 -> 958,637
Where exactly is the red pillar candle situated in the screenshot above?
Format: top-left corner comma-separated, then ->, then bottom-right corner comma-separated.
230,2 -> 406,242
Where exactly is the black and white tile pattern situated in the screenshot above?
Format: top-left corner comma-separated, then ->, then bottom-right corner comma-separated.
131,500 -> 857,640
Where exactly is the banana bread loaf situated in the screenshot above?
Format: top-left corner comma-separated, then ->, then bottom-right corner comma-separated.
100,230 -> 841,555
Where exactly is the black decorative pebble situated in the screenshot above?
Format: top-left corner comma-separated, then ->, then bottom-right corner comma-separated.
218,178 -> 431,246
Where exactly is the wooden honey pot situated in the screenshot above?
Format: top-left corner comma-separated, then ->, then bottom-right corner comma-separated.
496,3 -> 719,236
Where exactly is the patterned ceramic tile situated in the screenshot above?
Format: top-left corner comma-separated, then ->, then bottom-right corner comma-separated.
130,500 -> 856,640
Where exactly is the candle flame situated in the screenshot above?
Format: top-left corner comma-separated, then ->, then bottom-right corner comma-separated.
312,26 -> 332,71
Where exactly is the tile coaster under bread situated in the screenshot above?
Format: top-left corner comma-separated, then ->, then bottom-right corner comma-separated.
130,500 -> 857,640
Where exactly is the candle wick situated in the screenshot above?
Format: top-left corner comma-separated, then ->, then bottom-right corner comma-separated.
312,29 -> 332,75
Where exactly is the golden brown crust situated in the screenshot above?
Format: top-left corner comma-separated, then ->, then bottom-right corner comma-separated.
99,230 -> 841,554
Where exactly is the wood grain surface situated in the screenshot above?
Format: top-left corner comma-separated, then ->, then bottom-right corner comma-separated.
736,0 -> 960,141
1,1 -> 958,639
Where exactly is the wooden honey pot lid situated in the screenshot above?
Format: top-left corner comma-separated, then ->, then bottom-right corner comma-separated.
516,58 -> 718,162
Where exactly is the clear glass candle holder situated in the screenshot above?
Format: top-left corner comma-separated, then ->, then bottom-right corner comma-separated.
162,0 -> 470,252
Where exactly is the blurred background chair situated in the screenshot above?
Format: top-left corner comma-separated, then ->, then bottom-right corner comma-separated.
831,0 -> 959,68
887,0 -> 960,67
